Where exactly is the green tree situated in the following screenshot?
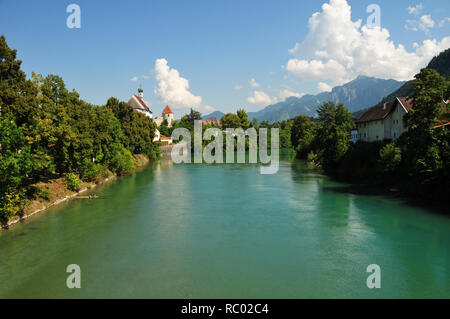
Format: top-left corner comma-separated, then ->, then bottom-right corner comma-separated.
315,102 -> 353,169
221,113 -> 241,128
236,109 -> 250,129
291,115 -> 316,158
404,68 -> 448,180
185,108 -> 202,125
379,143 -> 402,173
106,97 -> 158,157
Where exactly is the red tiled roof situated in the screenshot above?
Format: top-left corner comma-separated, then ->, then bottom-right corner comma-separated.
357,97 -> 450,124
356,102 -> 394,123
397,97 -> 414,112
160,135 -> 172,140
162,105 -> 173,114
134,95 -> 152,113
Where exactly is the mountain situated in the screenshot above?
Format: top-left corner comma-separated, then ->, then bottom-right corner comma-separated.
202,111 -> 225,120
355,48 -> 450,118
427,47 -> 450,78
247,76 -> 405,123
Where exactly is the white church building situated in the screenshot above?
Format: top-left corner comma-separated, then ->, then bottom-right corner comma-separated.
127,86 -> 175,143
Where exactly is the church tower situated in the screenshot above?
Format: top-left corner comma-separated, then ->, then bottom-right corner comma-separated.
138,85 -> 144,99
162,105 -> 174,127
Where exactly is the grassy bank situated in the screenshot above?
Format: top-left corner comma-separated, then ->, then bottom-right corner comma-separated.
1,154 -> 151,229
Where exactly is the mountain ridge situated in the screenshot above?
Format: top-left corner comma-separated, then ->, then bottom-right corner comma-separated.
246,76 -> 405,123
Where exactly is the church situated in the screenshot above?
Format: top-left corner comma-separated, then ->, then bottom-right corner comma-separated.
127,86 -> 174,143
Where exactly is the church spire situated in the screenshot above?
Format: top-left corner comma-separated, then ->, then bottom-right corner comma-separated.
138,85 -> 144,98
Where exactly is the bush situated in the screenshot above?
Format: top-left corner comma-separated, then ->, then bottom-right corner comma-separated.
379,143 -> 402,174
65,173 -> 81,191
147,147 -> 160,161
79,161 -> 109,182
307,151 -> 321,168
0,191 -> 22,222
110,146 -> 134,175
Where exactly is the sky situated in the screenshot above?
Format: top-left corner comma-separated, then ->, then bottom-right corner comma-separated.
0,0 -> 449,116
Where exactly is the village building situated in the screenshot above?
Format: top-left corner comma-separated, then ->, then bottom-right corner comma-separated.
127,85 -> 153,118
355,97 -> 449,142
202,117 -> 222,127
160,135 -> 173,145
127,87 -> 176,143
154,105 -> 174,127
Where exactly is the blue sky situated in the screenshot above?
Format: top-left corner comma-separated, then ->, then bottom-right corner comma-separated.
0,0 -> 449,116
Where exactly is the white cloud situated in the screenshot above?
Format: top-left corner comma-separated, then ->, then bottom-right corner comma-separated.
279,89 -> 305,100
248,90 -> 278,106
285,0 -> 450,85
130,76 -> 139,82
420,15 -> 435,28
234,85 -> 243,90
317,82 -> 332,93
439,17 -> 450,28
406,15 -> 435,33
407,4 -> 423,15
154,58 -> 214,113
142,75 -> 150,79
286,59 -> 347,83
249,78 -> 260,88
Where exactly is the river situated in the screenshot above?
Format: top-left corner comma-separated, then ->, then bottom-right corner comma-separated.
0,152 -> 449,298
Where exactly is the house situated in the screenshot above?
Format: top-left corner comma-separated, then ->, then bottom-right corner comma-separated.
160,135 -> 173,145
356,98 -> 449,142
356,97 -> 413,142
127,85 -> 153,118
202,117 -> 222,127
350,128 -> 358,143
154,105 -> 174,128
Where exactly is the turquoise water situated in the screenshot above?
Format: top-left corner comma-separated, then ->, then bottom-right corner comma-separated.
0,153 -> 449,298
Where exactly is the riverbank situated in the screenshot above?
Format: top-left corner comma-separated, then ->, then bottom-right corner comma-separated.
1,153 -> 151,230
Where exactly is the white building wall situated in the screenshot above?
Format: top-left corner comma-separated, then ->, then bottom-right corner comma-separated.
357,120 -> 385,142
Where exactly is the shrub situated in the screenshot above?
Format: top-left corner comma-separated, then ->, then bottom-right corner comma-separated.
80,161 -> 109,182
110,146 -> 134,175
0,191 -> 22,222
379,143 -> 402,174
65,173 -> 81,191
307,151 -> 321,168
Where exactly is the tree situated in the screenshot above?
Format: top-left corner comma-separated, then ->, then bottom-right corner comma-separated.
379,143 -> 402,174
404,68 -> 448,180
251,118 -> 259,129
106,97 -> 158,157
221,113 -> 241,128
291,115 -> 316,158
0,36 -> 40,126
315,102 -> 353,169
186,108 -> 202,124
0,115 -> 32,221
159,119 -> 170,137
236,109 -> 250,129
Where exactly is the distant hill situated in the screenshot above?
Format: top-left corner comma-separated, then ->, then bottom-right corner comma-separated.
202,111 -> 225,120
427,47 -> 450,78
247,75 -> 405,123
